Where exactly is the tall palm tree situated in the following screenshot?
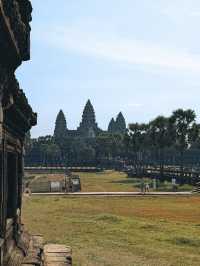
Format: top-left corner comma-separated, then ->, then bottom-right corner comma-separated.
148,116 -> 171,179
169,109 -> 196,181
129,123 -> 149,176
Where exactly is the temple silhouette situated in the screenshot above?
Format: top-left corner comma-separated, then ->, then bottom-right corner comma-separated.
54,99 -> 127,139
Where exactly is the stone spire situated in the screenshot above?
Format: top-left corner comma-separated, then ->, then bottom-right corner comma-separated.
54,110 -> 67,143
115,112 -> 126,133
108,118 -> 116,133
81,99 -> 96,126
78,100 -> 99,137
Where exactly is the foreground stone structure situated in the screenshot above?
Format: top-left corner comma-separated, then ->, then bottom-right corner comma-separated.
0,1 -> 72,265
43,244 -> 72,266
0,0 -> 36,264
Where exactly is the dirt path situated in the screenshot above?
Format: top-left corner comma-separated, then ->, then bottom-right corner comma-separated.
31,191 -> 192,197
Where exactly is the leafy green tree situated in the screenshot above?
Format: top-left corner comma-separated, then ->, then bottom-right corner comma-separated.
123,131 -> 131,158
148,116 -> 172,178
96,133 -> 114,160
67,138 -> 96,166
42,143 -> 61,166
189,123 -> 200,145
169,109 -> 196,178
79,145 -> 96,165
111,133 -> 124,158
128,123 -> 149,175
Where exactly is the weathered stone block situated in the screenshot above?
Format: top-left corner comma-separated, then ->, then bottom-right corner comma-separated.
43,244 -> 72,266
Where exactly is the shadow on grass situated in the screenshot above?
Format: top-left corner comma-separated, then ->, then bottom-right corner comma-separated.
171,237 -> 200,247
140,224 -> 158,231
110,179 -> 138,185
95,214 -> 121,223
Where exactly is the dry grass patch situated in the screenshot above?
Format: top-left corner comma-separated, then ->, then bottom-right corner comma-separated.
23,195 -> 200,266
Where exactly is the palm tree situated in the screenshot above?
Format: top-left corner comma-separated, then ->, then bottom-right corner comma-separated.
129,123 -> 149,176
148,116 -> 171,179
169,109 -> 196,181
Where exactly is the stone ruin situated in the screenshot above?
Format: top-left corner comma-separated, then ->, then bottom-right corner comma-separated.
0,0 -> 72,265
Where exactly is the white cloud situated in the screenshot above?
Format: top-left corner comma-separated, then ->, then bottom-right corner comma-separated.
160,1 -> 200,20
35,26 -> 200,74
190,11 -> 200,17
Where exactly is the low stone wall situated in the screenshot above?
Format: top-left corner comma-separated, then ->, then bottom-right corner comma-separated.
29,181 -> 64,193
24,166 -> 103,175
25,168 -> 66,175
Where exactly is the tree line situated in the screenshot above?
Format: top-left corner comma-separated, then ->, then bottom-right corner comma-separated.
25,108 -> 200,175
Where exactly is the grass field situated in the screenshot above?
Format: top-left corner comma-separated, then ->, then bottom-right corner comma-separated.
77,171 -> 140,192
23,195 -> 200,266
25,170 -> 193,192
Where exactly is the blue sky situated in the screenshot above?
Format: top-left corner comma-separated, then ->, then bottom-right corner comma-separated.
17,0 -> 200,137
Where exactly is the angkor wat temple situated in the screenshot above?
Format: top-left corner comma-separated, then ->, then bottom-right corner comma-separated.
54,99 -> 127,140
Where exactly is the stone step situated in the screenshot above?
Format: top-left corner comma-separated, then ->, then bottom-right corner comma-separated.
43,244 -> 72,266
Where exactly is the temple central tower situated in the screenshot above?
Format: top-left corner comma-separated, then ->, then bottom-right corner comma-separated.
77,100 -> 99,137
81,100 -> 96,127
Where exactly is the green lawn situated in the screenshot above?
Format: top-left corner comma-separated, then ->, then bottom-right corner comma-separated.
77,170 -> 140,192
74,170 -> 193,192
23,195 -> 200,266
25,170 -> 193,192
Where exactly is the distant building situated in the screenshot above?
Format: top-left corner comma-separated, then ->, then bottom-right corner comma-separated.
54,99 -> 127,140
54,110 -> 67,142
108,112 -> 127,134
77,99 -> 101,138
